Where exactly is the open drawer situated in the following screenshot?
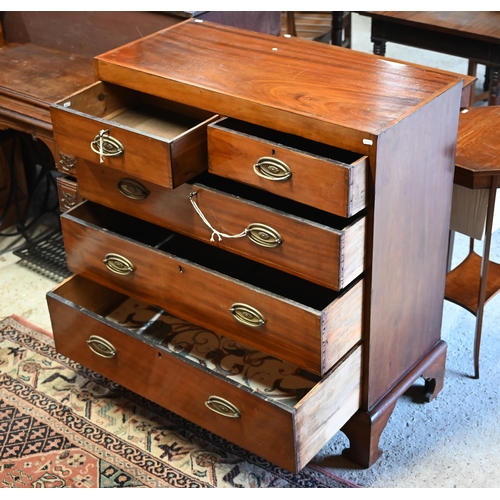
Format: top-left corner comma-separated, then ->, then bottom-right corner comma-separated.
46,274 -> 362,473
50,81 -> 217,188
60,200 -> 364,376
76,162 -> 366,291
208,117 -> 368,218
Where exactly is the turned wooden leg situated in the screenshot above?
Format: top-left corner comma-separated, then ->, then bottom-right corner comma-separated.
488,66 -> 499,106
341,341 -> 447,468
331,12 -> 344,47
372,39 -> 386,56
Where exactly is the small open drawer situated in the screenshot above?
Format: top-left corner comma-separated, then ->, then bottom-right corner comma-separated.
46,274 -> 362,473
208,117 -> 368,218
61,200 -> 364,376
50,81 -> 218,188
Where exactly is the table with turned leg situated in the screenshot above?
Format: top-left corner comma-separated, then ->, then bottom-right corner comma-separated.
358,11 -> 500,105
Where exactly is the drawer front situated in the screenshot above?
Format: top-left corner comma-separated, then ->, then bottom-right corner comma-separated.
46,275 -> 362,473
56,176 -> 83,212
76,160 -> 366,291
50,81 -> 216,188
61,202 -> 363,375
208,119 -> 367,218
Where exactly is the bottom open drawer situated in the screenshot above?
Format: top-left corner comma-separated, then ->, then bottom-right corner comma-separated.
46,274 -> 362,473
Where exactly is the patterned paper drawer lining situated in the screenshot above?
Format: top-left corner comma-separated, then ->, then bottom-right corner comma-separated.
105,298 -> 319,407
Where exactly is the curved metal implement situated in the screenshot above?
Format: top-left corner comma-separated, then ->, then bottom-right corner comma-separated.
90,129 -> 124,162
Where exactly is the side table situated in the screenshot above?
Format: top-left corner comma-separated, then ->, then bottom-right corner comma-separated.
445,106 -> 500,379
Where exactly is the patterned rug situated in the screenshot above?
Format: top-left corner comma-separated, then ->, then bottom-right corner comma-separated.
0,316 -> 359,488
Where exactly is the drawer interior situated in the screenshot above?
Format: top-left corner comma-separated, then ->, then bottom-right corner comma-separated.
212,117 -> 364,165
67,201 -> 353,310
58,81 -> 215,140
192,171 -> 363,229
52,275 -> 321,408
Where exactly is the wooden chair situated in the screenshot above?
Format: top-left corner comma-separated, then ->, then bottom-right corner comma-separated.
282,12 -> 351,47
445,106 -> 500,379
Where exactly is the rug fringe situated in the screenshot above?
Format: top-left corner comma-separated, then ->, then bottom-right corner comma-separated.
308,463 -> 363,488
9,314 -> 53,339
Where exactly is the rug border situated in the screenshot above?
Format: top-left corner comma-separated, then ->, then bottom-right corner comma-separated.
1,314 -> 360,488
6,314 -> 53,339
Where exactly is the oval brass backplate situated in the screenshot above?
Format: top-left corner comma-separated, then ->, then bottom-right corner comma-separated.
205,395 -> 241,418
230,303 -> 266,327
90,131 -> 124,158
117,178 -> 149,200
103,253 -> 135,275
253,156 -> 292,181
246,223 -> 282,248
87,335 -> 117,358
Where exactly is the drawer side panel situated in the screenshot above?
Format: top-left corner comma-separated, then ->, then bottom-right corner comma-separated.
323,279 -> 364,372
295,345 -> 362,470
341,217 -> 366,289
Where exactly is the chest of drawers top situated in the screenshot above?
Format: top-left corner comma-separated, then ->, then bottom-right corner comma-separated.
93,20 -> 463,154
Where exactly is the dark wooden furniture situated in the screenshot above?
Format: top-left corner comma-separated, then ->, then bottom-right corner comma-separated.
0,11 -> 281,217
46,20 -> 465,471
282,11 -> 351,47
0,129 -> 28,231
359,11 -> 500,105
445,106 -> 500,379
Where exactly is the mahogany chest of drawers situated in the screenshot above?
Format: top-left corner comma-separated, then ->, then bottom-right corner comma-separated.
46,20 -> 464,472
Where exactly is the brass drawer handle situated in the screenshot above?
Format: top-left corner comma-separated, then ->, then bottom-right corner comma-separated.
90,129 -> 124,163
230,303 -> 266,327
87,335 -> 117,358
189,192 -> 281,247
253,156 -> 292,181
205,396 -> 241,418
246,223 -> 282,248
103,253 -> 135,275
117,178 -> 149,200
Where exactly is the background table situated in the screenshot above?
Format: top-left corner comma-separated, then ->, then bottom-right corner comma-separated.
445,106 -> 500,379
359,11 -> 500,105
